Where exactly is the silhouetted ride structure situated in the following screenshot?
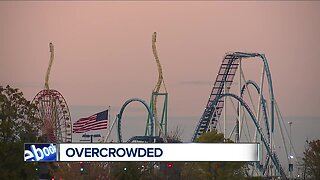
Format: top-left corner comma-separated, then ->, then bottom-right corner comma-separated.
117,98 -> 154,143
116,32 -> 168,143
192,52 -> 295,178
113,40 -> 294,177
33,43 -> 72,143
146,32 -> 168,137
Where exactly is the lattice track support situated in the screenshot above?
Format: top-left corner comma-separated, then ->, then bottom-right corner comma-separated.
145,92 -> 168,137
192,53 -> 241,141
191,52 -> 285,179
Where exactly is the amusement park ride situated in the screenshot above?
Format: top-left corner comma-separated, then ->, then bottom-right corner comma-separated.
31,36 -> 296,179
115,32 -> 168,143
115,48 -> 296,178
191,52 -> 295,178
146,32 -> 168,137
33,43 -> 72,143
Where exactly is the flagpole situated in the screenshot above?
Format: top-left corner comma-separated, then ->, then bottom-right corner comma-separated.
104,116 -> 117,142
108,106 -> 111,140
104,111 -> 117,142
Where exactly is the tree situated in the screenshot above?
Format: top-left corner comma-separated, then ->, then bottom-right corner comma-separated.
303,139 -> 320,179
165,126 -> 183,143
111,162 -> 143,180
159,126 -> 184,179
181,130 -> 246,180
49,162 -> 112,179
0,85 -> 42,179
0,85 -> 42,142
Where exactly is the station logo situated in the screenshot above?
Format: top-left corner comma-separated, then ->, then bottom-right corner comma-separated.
24,143 -> 57,162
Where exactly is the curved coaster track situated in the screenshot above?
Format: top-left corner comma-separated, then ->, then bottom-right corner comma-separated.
117,98 -> 154,143
115,51 -> 294,178
192,52 -> 292,178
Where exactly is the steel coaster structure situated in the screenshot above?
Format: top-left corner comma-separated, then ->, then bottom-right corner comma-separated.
113,33 -> 168,143
146,92 -> 168,137
145,32 -> 168,137
33,43 -> 72,143
117,98 -> 154,143
192,52 -> 293,178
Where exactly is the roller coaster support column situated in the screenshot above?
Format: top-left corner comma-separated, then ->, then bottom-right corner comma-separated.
288,121 -> 293,179
258,62 -> 266,171
237,57 -> 242,142
146,92 -> 168,136
224,79 -> 226,141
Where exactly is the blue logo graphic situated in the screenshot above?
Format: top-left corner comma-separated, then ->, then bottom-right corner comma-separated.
24,144 -> 57,162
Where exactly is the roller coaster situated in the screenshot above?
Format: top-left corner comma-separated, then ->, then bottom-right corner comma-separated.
110,35 -> 294,178
113,32 -> 168,144
193,52 -> 296,178
27,38 -> 294,179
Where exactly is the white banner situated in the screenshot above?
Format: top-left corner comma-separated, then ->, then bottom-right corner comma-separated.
59,143 -> 259,162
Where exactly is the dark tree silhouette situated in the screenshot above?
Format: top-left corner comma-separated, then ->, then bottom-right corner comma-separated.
303,139 -> 320,179
0,85 -> 42,179
181,130 -> 246,180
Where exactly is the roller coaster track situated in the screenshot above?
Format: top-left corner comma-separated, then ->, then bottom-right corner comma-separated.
117,98 -> 154,143
192,53 -> 240,141
151,32 -> 167,136
239,80 -> 270,143
192,52 -> 275,141
239,80 -> 272,175
210,93 -> 286,178
191,52 -> 285,178
152,32 -> 167,95
45,42 -> 54,90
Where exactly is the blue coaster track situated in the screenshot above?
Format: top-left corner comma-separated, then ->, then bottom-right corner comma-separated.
192,52 -> 286,178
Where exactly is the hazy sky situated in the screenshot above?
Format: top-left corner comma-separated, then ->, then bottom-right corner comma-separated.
1,2 -> 320,162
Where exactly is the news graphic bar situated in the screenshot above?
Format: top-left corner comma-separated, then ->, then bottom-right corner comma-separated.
59,143 -> 259,162
24,143 -> 58,162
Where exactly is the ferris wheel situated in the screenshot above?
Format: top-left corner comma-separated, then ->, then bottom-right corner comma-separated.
33,89 -> 72,143
33,43 -> 72,143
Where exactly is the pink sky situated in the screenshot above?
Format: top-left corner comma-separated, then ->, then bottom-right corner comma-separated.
1,2 -> 320,158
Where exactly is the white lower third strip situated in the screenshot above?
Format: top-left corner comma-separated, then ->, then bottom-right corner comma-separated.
58,143 -> 259,162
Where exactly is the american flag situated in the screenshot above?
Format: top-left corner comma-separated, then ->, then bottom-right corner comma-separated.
73,110 -> 109,133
